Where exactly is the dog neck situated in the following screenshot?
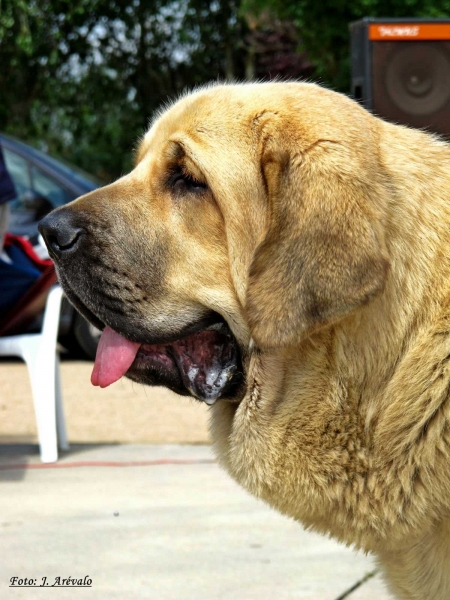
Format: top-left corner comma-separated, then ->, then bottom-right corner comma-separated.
210,125 -> 450,551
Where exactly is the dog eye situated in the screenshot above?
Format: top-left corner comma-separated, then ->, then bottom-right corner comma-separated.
171,172 -> 207,194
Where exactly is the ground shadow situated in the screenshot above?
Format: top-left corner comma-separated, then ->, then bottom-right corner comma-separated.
0,442 -> 121,481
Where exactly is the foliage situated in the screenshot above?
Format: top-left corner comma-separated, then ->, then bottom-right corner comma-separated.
3,0 -> 449,180
0,0 -> 250,179
246,15 -> 313,80
243,0 -> 450,91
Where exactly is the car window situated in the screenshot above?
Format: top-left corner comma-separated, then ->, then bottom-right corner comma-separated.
2,147 -> 31,199
3,148 -> 74,237
31,166 -> 73,207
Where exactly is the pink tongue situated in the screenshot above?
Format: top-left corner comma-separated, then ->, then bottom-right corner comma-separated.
91,326 -> 141,388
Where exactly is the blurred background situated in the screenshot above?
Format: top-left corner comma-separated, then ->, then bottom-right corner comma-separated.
2,0 -> 450,184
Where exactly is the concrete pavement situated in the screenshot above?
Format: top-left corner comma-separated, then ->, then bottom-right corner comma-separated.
0,358 -> 391,598
0,444 -> 391,600
0,359 -> 210,444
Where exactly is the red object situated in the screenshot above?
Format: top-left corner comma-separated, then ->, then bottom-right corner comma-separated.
369,23 -> 450,41
0,234 -> 57,336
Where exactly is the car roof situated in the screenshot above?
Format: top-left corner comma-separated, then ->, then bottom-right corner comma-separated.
0,133 -> 100,197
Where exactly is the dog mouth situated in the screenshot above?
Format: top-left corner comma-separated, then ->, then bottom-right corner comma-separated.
56,272 -> 244,404
91,317 -> 243,405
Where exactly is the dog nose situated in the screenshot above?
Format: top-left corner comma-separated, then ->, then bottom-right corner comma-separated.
38,209 -> 85,256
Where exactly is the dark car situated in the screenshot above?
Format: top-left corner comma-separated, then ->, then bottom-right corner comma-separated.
0,133 -> 101,359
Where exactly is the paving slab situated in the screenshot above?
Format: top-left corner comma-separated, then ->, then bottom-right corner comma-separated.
0,444 -> 392,600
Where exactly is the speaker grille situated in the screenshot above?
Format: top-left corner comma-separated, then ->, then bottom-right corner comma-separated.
372,40 -> 450,135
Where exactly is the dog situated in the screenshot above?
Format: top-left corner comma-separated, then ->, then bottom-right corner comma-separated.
39,82 -> 450,599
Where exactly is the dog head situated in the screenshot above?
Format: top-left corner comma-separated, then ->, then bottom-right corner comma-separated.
39,82 -> 390,403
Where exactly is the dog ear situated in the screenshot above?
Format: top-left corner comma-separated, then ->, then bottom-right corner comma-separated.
246,139 -> 390,348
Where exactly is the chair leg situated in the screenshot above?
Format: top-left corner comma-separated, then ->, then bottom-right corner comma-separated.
5,286 -> 66,463
55,355 -> 69,451
27,343 -> 58,463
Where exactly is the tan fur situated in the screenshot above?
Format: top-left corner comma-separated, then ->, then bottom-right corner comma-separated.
62,82 -> 450,598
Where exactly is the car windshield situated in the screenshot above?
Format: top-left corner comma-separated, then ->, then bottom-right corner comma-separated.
1,134 -> 103,189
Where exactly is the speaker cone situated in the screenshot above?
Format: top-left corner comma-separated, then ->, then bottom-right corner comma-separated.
385,43 -> 450,116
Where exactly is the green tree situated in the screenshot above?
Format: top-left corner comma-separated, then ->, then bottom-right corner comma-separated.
0,0 -> 251,179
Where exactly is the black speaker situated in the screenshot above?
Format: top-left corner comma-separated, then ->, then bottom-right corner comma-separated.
350,18 -> 450,137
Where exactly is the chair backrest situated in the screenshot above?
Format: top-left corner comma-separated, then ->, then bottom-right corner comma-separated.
0,234 -> 57,336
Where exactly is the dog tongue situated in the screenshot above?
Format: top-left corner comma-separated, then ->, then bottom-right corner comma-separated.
91,326 -> 141,388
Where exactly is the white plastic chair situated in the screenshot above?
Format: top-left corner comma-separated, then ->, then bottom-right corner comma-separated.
0,285 -> 69,462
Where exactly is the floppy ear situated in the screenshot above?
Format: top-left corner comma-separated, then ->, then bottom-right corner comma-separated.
246,139 -> 390,348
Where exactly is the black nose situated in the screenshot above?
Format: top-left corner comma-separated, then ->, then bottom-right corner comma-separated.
38,209 -> 85,256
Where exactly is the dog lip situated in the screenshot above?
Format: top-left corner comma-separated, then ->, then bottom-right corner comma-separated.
112,311 -> 230,347
124,316 -> 244,403
59,274 -> 225,346
57,275 -> 105,332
